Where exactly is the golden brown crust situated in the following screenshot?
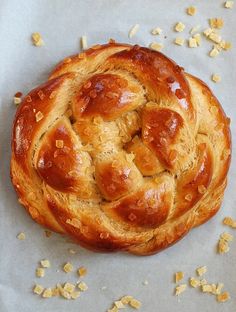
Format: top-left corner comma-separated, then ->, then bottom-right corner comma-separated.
10,43 -> 231,255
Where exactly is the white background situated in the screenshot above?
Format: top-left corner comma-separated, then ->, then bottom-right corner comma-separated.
0,1 -> 235,311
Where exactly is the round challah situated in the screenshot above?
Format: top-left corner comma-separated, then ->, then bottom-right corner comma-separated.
11,42 -> 231,255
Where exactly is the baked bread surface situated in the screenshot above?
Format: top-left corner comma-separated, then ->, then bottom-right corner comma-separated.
11,43 -> 231,255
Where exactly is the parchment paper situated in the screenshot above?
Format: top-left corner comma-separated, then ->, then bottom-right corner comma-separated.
0,1 -> 235,311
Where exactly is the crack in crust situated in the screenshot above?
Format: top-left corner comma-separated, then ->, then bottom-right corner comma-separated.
10,43 -> 231,255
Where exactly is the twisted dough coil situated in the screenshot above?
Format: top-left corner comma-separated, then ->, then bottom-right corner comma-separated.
11,43 -> 231,255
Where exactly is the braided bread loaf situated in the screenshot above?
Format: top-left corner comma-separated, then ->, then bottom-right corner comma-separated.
11,43 -> 231,255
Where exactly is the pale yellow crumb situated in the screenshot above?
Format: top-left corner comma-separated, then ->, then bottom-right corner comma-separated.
35,111 -> 44,122
202,284 -> 213,293
188,37 -> 198,48
142,280 -> 149,285
52,287 -> 60,296
175,284 -> 187,296
32,32 -> 44,46
81,35 -> 88,49
33,284 -> 44,295
203,28 -> 214,37
63,262 -> 73,273
107,307 -> 119,312
209,18 -> 224,29
209,47 -> 219,57
60,289 -> 71,299
71,291 -> 80,299
189,277 -> 200,288
175,22 -> 185,32
174,37 -> 185,46
120,296 -> 133,305
78,281 -> 88,291
221,232 -> 233,242
129,24 -> 140,38
44,230 -> 52,237
196,266 -> 207,277
77,266 -> 87,277
17,232 -> 25,240
212,74 -> 221,83
217,291 -> 230,302
222,41 -> 232,50
186,6 -> 197,16
225,1 -> 234,9
42,288 -> 52,298
40,259 -> 50,268
223,216 -> 236,227
218,238 -> 229,254
193,33 -> 201,46
200,279 -> 208,286
55,140 -> 64,148
175,271 -> 184,283
215,283 -> 224,295
149,42 -> 163,51
114,301 -> 125,309
209,32 -> 222,44
36,267 -> 45,278
13,97 -> 22,105
151,27 -> 162,35
68,248 -> 76,254
129,298 -> 142,309
64,282 -> 75,293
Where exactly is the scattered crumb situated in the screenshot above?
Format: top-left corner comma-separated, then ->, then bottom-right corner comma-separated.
215,283 -> 224,295
32,32 -> 44,46
223,217 -> 236,228
221,232 -> 233,242
114,301 -> 125,309
212,74 -> 221,83
64,282 -> 75,293
175,271 -> 184,283
78,281 -> 88,291
188,37 -> 198,48
196,266 -> 207,277
142,280 -> 149,286
175,22 -> 185,32
129,298 -> 142,309
217,291 -> 230,302
36,268 -> 45,278
121,296 -> 133,305
33,284 -> 44,295
81,35 -> 88,49
63,262 -> 73,273
209,32 -> 222,44
44,230 -> 52,237
101,286 -> 107,290
151,27 -> 162,35
17,232 -> 25,240
202,284 -> 213,293
52,287 -> 60,297
185,194 -> 193,202
40,259 -> 50,268
221,41 -> 232,50
13,97 -> 22,105
35,111 -> 44,122
175,284 -> 187,296
218,237 -> 230,254
55,140 -> 64,149
187,6 -> 197,16
189,277 -> 200,288
77,266 -> 87,277
42,288 -> 52,298
174,37 -> 185,46
225,1 -> 234,9
209,47 -> 219,57
200,279 -> 208,286
193,33 -> 201,46
149,42 -> 163,51
68,248 -> 77,254
129,24 -> 140,38
71,291 -> 80,299
203,28 -> 214,37
209,18 -> 224,29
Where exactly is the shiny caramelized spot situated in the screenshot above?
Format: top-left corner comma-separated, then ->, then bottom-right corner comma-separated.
111,186 -> 170,228
126,136 -> 164,176
95,161 -> 134,201
142,107 -> 183,168
36,122 -> 82,193
73,74 -> 142,121
175,143 -> 213,217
